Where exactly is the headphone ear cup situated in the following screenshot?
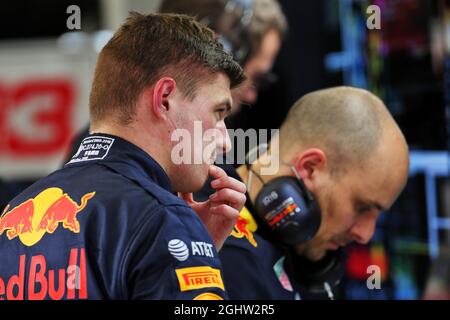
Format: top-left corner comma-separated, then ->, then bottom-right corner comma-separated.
291,248 -> 345,294
218,35 -> 234,56
254,176 -> 321,246
218,33 -> 250,65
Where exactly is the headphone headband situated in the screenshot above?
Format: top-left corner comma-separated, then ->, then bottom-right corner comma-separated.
219,0 -> 255,64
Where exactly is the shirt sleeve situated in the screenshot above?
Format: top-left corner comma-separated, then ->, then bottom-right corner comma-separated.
122,204 -> 227,300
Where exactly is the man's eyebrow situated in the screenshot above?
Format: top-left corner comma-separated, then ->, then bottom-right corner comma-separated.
358,200 -> 388,212
374,203 -> 389,211
214,99 -> 232,114
373,202 -> 388,212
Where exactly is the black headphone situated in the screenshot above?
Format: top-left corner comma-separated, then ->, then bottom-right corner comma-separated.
217,0 -> 254,65
245,144 -> 321,246
253,175 -> 322,246
246,145 -> 343,298
250,166 -> 345,298
202,0 -> 278,90
291,248 -> 345,299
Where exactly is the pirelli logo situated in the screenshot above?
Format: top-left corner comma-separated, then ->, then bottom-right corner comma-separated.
175,266 -> 224,291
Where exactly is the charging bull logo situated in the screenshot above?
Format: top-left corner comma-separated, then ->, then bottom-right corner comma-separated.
231,207 -> 258,247
0,188 -> 95,246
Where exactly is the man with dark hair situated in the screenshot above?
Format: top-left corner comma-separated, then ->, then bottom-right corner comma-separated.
0,12 -> 246,300
64,0 -> 286,160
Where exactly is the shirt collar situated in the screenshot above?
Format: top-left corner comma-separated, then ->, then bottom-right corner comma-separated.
65,133 -> 172,192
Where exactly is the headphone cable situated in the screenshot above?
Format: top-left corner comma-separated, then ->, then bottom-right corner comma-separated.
246,163 -> 266,194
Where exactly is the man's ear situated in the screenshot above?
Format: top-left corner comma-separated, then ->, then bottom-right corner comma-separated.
293,148 -> 327,190
146,77 -> 177,120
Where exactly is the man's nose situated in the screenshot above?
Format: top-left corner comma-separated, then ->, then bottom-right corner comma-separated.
216,123 -> 231,155
349,212 -> 378,245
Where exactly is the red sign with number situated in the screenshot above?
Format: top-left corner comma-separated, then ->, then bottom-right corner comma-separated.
0,79 -> 74,158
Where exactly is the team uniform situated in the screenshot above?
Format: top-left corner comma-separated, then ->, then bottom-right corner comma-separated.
0,134 -> 226,300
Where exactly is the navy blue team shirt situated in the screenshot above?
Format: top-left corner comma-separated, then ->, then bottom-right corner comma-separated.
0,134 -> 226,300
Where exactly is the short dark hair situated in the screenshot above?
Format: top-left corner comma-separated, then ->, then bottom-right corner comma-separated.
89,12 -> 245,125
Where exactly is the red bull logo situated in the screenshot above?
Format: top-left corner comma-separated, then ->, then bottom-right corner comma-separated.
0,247 -> 88,300
0,188 -> 95,246
231,207 -> 258,247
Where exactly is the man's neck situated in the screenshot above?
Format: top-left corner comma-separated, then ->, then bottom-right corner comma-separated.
90,122 -> 172,176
